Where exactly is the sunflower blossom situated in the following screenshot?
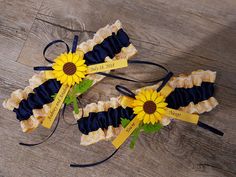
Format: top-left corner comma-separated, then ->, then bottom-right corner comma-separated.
132,89 -> 168,124
52,51 -> 87,86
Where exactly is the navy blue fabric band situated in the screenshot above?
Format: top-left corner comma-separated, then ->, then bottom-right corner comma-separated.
13,79 -> 61,121
166,82 -> 214,109
77,82 -> 215,135
78,106 -> 135,135
84,29 -> 130,65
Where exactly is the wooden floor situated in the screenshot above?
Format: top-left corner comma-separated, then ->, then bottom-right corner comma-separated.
1,0 -> 236,177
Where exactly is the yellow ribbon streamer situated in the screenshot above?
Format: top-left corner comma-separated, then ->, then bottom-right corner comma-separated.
87,59 -> 128,74
165,108 -> 199,124
160,85 -> 173,97
112,116 -> 140,149
42,84 -> 70,128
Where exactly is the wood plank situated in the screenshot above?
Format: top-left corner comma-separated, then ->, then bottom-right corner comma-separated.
36,0 -> 236,61
1,0 -> 236,177
16,17 -> 91,67
0,0 -> 44,61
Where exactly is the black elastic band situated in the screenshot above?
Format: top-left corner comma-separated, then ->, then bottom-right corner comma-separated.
128,60 -> 168,73
97,60 -> 170,84
72,35 -> 78,53
156,72 -> 173,92
43,39 -> 70,63
114,67 -> 173,99
19,109 -> 61,146
115,85 -> 136,98
62,101 -> 80,126
197,121 -> 224,136
33,66 -> 53,71
70,148 -> 119,168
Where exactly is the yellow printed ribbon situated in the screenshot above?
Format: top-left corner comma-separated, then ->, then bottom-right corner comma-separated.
165,108 -> 199,124
112,116 -> 140,149
160,85 -> 173,97
42,84 -> 70,128
87,59 -> 128,74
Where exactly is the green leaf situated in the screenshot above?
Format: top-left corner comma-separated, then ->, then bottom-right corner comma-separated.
121,118 -> 131,128
64,95 -> 73,105
73,98 -> 79,114
142,123 -> 163,133
73,79 -> 93,94
130,126 -> 142,149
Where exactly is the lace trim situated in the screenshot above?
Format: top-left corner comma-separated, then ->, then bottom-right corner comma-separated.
169,70 -> 216,88
80,126 -> 122,146
136,70 -> 216,92
3,71 -> 47,111
77,20 -> 123,53
178,97 -> 218,114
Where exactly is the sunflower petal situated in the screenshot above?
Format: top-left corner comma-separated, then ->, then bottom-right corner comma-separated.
72,74 -> 80,84
143,114 -> 150,124
71,79 -> 75,86
145,89 -> 152,100
135,93 -> 146,102
150,114 -> 157,124
76,71 -> 86,78
157,102 -> 168,108
154,112 -> 162,120
72,54 -> 79,63
77,66 -> 87,71
136,111 -> 145,120
151,91 -> 158,101
157,108 -> 166,115
67,76 -> 72,86
132,100 -> 144,107
75,60 -> 85,66
133,106 -> 143,114
67,52 -> 73,62
61,53 -> 68,62
54,58 -> 64,66
54,71 -> 64,78
61,75 -> 67,83
155,96 -> 164,103
52,64 -> 63,71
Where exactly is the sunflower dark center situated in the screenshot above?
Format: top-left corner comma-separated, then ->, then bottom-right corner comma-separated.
63,62 -> 76,75
143,101 -> 156,114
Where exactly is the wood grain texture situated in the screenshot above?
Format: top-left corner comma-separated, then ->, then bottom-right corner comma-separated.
1,0 -> 236,177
